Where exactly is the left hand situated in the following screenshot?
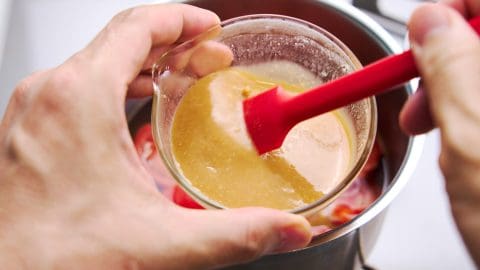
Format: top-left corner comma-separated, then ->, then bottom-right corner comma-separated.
0,4 -> 311,269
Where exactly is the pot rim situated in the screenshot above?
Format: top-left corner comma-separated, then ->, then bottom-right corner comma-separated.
144,0 -> 426,248
270,0 -> 426,247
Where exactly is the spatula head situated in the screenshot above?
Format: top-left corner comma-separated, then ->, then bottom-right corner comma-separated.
242,86 -> 293,154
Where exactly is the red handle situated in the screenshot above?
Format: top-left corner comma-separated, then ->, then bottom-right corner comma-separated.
284,15 -> 480,126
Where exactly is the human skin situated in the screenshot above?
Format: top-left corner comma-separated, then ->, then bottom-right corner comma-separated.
0,4 -> 311,270
1,1 -> 480,269
401,0 -> 480,267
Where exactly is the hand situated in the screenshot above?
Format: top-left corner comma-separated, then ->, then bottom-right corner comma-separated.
0,4 -> 311,270
400,0 -> 480,266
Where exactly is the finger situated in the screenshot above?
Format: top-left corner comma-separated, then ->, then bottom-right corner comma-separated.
440,0 -> 480,17
399,86 -> 435,135
129,45 -> 178,98
311,225 -> 331,237
401,1 -> 480,135
409,4 -> 480,143
440,0 -> 468,16
409,4 -> 480,264
187,41 -> 233,77
144,208 -> 311,269
141,46 -> 173,71
128,75 -> 153,98
129,41 -> 233,98
76,4 -> 220,97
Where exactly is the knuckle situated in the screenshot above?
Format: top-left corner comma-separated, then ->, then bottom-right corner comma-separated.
112,8 -> 133,23
113,6 -> 143,23
12,76 -> 35,107
40,65 -> 79,110
46,65 -> 78,90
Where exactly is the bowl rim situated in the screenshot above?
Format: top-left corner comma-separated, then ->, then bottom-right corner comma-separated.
151,13 -> 379,216
287,0 -> 426,246
147,0 -> 426,248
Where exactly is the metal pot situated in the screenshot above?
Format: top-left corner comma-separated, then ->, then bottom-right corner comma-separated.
126,0 -> 424,269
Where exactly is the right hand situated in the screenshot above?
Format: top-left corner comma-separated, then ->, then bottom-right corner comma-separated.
400,0 -> 480,266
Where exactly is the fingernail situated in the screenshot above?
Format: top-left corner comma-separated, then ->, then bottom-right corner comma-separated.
410,6 -> 451,46
272,223 -> 311,253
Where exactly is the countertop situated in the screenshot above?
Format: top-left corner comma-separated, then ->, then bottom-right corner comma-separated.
0,1 -> 476,269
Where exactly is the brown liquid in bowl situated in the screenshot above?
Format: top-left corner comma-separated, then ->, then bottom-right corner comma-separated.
171,61 -> 355,210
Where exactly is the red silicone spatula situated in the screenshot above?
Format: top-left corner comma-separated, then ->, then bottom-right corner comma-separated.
243,15 -> 480,155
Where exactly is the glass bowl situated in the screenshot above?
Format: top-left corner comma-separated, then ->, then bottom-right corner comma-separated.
151,14 -> 377,217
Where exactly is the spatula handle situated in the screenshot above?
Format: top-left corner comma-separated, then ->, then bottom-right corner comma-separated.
284,15 -> 480,125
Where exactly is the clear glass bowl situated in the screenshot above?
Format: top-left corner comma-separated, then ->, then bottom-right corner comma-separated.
151,14 -> 377,217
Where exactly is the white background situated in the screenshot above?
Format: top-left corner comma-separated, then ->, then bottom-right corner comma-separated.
0,1 -> 476,269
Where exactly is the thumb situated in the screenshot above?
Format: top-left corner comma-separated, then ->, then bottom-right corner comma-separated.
163,207 -> 311,269
408,4 -> 480,133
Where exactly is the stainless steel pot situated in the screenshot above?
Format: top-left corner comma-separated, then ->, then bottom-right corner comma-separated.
127,0 -> 424,269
